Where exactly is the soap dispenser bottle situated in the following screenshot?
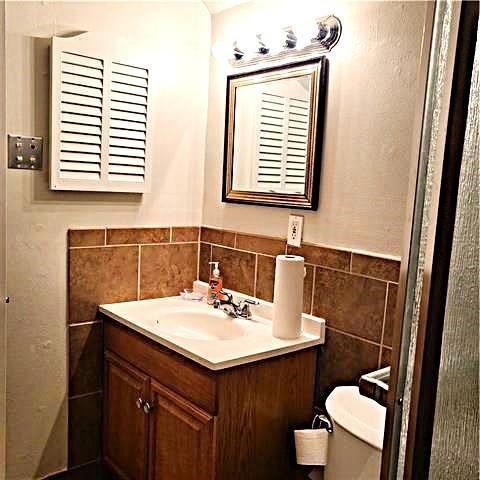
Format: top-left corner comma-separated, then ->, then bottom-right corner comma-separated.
207,261 -> 223,305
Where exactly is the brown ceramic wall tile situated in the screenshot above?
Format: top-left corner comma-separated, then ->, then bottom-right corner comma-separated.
199,242 -> 212,283
211,246 -> 255,296
69,246 -> 138,325
171,226 -> 199,243
68,392 -> 102,467
383,283 -> 398,347
200,227 -> 235,247
140,243 -> 198,299
303,265 -> 314,314
106,227 -> 170,245
69,323 -> 103,397
235,233 -> 286,256
316,328 -> 380,402
68,229 -> 105,248
351,253 -> 401,282
287,244 -> 351,271
380,346 -> 392,368
313,267 -> 387,343
255,255 -> 275,302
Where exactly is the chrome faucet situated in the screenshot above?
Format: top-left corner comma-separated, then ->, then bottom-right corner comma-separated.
213,291 -> 259,320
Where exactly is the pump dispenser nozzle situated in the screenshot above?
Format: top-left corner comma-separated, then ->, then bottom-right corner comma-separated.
209,261 -> 221,277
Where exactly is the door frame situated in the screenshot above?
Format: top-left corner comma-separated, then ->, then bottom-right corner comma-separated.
382,1 -> 479,478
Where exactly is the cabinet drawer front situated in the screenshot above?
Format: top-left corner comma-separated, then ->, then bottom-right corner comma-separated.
148,380 -> 215,480
104,319 -> 217,414
104,351 -> 150,480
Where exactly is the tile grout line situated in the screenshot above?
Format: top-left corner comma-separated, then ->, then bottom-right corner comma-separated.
201,242 -> 397,284
196,239 -> 201,281
169,226 -> 173,243
103,227 -> 107,246
349,252 -> 353,272
69,390 -> 102,401
137,245 -> 142,301
253,254 -> 258,297
69,241 -> 198,250
69,320 -> 102,327
378,283 -> 390,368
310,266 -> 316,315
326,325 -> 383,347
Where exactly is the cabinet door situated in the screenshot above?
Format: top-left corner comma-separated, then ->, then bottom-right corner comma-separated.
148,380 -> 215,480
104,351 -> 150,480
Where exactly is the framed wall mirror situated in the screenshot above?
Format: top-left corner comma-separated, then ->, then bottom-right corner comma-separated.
222,57 -> 327,210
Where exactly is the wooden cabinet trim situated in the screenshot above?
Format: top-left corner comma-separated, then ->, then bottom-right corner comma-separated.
104,318 -> 218,414
104,351 -> 150,480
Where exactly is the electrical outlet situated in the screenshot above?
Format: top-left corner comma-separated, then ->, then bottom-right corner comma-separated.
287,215 -> 304,247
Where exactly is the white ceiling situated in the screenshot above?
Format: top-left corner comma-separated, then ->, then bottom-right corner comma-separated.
202,0 -> 249,15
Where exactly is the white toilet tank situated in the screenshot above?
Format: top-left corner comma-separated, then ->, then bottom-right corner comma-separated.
324,386 -> 386,480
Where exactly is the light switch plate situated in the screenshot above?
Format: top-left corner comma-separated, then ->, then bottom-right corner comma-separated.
8,134 -> 43,170
287,215 -> 304,247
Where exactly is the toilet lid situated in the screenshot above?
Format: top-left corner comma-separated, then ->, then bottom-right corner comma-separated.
325,386 -> 386,450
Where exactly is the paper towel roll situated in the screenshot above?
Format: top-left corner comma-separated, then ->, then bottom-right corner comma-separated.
294,428 -> 329,465
272,254 -> 304,339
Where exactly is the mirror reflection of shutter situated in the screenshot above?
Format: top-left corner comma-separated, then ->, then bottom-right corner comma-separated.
285,98 -> 309,192
108,63 -> 148,183
256,92 -> 285,189
50,34 -> 151,193
59,52 -> 104,181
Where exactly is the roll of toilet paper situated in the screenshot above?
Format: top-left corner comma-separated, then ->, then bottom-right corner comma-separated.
272,255 -> 304,339
294,428 -> 329,466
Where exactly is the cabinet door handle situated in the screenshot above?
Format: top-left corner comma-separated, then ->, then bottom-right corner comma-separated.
136,398 -> 144,409
143,401 -> 154,414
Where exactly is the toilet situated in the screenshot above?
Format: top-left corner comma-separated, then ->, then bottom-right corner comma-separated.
324,386 -> 386,480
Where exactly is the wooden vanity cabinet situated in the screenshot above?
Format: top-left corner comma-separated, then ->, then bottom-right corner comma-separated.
102,317 -> 316,480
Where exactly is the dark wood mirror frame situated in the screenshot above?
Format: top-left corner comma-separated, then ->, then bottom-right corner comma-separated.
222,57 -> 328,210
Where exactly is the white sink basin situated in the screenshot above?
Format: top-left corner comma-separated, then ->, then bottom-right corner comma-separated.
154,308 -> 245,341
100,284 -> 325,370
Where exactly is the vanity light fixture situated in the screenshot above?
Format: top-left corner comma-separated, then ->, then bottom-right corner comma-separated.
230,14 -> 341,67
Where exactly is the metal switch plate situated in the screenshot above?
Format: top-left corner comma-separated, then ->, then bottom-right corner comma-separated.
8,134 -> 44,170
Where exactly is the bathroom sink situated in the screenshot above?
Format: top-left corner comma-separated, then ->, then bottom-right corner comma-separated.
154,308 -> 245,341
99,284 -> 325,370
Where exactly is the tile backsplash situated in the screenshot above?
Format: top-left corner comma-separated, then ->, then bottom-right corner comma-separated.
198,226 -> 399,403
67,225 -> 400,469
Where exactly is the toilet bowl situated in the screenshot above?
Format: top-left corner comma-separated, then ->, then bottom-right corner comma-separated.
324,386 -> 386,480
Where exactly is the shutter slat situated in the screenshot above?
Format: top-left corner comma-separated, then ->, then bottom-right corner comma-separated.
61,83 -> 103,99
112,63 -> 148,79
109,137 -> 145,149
60,170 -> 101,180
111,82 -> 148,96
61,62 -> 103,79
61,152 -> 101,163
59,161 -> 101,172
62,72 -> 103,89
61,92 -> 102,108
110,128 -> 146,140
109,164 -> 145,175
109,146 -> 145,157
108,173 -> 144,182
110,90 -> 147,106
110,101 -> 147,114
61,132 -> 101,144
61,112 -> 102,126
109,156 -> 145,166
111,72 -> 148,87
110,118 -> 146,131
61,103 -> 102,117
61,123 -> 102,136
62,52 -> 103,69
61,142 -> 101,154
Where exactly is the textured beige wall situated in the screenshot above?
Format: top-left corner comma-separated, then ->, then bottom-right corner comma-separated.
5,2 -> 210,478
202,0 -> 429,256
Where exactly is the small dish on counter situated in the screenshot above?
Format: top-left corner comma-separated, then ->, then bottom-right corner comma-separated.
99,281 -> 325,370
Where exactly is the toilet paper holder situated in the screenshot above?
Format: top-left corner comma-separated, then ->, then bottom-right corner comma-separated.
312,413 -> 333,433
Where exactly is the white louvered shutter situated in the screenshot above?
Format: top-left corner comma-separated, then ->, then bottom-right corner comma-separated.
256,92 -> 309,193
50,34 -> 151,192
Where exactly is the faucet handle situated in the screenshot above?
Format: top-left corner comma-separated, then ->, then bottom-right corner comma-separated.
219,291 -> 233,303
242,298 -> 259,306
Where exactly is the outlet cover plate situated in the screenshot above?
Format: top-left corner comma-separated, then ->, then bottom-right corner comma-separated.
8,134 -> 44,170
287,215 -> 304,247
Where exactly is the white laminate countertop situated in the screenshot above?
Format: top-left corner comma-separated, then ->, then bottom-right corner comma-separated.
99,285 -> 325,370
